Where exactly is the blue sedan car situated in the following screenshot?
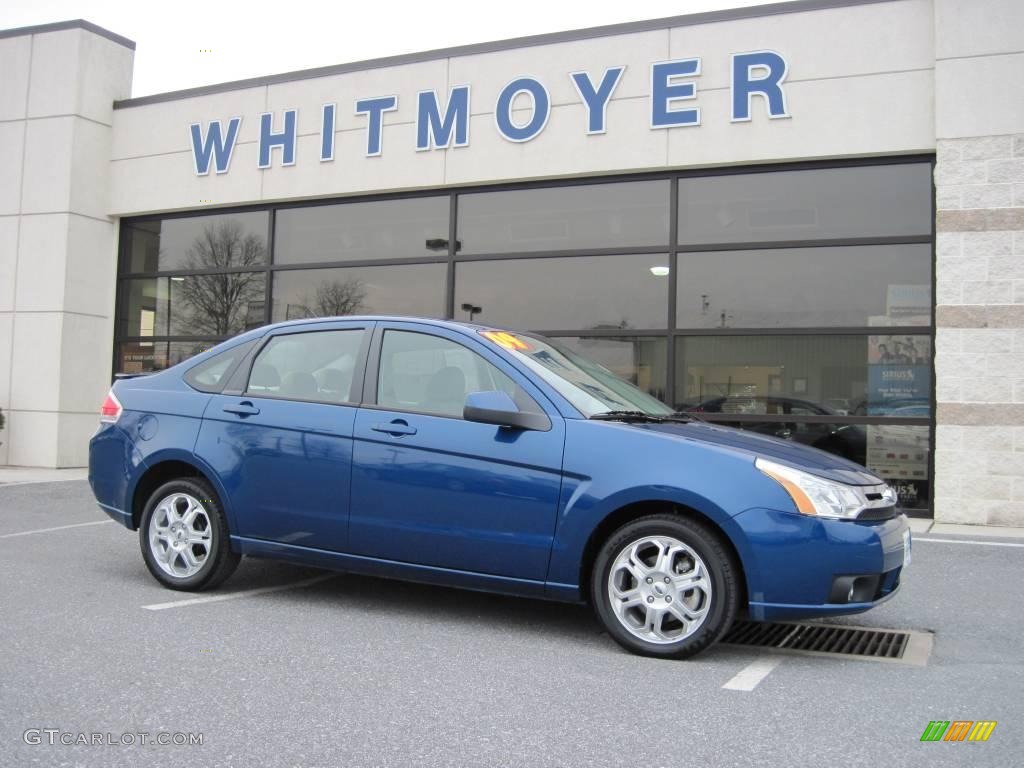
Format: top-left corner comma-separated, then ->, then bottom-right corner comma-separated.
89,316 -> 909,659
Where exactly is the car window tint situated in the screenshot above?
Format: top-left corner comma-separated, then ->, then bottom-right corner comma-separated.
246,329 -> 364,404
184,339 -> 256,393
377,330 -> 541,418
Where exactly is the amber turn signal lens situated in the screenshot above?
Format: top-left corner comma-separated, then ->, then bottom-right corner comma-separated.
757,464 -> 818,515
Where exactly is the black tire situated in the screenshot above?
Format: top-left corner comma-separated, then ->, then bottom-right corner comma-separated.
139,477 -> 240,591
591,513 -> 740,659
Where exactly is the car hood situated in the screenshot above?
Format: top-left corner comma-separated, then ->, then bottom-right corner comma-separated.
636,420 -> 884,486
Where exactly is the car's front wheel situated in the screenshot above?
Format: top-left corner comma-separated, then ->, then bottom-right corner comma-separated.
591,514 -> 740,659
139,478 -> 240,591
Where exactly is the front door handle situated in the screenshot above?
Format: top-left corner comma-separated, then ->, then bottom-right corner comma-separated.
223,401 -> 261,417
371,420 -> 417,436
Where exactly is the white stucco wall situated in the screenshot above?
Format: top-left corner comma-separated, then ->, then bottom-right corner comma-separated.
0,25 -> 133,466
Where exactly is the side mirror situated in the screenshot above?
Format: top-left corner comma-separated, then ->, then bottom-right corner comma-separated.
463,391 -> 550,431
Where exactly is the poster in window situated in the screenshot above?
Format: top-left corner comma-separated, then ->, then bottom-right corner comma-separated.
866,334 -> 931,507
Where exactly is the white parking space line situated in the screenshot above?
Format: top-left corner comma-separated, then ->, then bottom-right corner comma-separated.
722,657 -> 783,691
914,538 -> 1024,548
0,520 -> 114,539
142,574 -> 336,611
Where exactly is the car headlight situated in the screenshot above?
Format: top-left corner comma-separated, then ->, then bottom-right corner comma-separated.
755,457 -> 881,520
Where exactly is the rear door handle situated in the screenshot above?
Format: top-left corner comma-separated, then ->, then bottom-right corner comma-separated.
371,420 -> 417,436
223,401 -> 260,417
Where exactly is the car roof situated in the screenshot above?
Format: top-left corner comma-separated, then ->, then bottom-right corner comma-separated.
235,315 -> 504,341
268,315 -> 491,333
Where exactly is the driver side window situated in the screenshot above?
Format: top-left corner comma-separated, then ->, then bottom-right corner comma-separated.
377,330 -> 541,418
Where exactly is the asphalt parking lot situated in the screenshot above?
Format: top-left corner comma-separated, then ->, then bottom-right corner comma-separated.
1,480 -> 1022,768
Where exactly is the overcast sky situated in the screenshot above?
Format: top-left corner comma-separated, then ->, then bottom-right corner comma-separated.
2,0 -> 799,97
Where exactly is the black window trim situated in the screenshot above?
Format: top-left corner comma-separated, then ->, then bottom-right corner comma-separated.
226,323 -> 375,407
361,324 -> 551,427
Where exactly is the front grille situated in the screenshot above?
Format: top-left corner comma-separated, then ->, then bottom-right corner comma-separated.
722,621 -> 924,661
857,505 -> 900,521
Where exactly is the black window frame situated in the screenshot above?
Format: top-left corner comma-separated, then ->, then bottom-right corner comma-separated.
361,325 -> 548,425
233,325 -> 373,407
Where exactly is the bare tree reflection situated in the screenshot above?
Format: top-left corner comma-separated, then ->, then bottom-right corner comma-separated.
312,279 -> 367,316
287,278 -> 367,319
172,222 -> 266,335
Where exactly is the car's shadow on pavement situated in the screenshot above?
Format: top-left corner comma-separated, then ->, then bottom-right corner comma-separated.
286,565 -> 607,646
101,551 -> 612,650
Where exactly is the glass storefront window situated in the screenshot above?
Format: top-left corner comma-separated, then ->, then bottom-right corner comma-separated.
166,273 -> 267,337
119,275 -> 266,338
112,161 -> 936,512
676,244 -> 932,328
271,263 -> 447,322
168,341 -> 218,368
458,180 -> 670,254
122,212 -> 269,273
549,336 -> 668,402
274,196 -> 450,265
678,163 -> 932,245
710,419 -> 931,510
674,335 -> 932,417
117,341 -> 168,374
454,255 -> 670,330
118,342 -> 223,374
118,278 -> 169,338
864,424 -> 931,509
120,221 -> 160,274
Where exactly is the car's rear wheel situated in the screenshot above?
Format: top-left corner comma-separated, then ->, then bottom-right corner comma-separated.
139,478 -> 240,591
591,514 -> 740,659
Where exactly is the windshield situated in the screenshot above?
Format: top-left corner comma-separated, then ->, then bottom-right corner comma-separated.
479,330 -> 673,418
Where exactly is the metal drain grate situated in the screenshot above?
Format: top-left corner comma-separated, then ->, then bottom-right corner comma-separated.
722,621 -> 932,665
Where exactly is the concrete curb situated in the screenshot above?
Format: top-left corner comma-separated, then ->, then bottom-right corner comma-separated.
0,468 -> 89,486
924,521 -> 1024,539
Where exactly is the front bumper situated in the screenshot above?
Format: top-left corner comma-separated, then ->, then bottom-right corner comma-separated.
733,506 -> 909,622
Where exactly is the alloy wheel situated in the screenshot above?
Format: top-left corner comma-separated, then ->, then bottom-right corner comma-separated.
148,493 -> 213,579
606,535 -> 712,644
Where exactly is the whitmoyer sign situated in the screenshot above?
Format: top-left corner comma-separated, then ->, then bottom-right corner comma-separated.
189,51 -> 790,175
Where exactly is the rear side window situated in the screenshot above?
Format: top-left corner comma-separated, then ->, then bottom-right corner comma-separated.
184,340 -> 257,393
246,329 -> 365,404
377,330 -> 542,418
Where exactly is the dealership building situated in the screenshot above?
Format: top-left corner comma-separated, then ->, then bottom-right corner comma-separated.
0,0 -> 1022,525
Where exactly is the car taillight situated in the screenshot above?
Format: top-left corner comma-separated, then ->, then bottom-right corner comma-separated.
100,390 -> 122,423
